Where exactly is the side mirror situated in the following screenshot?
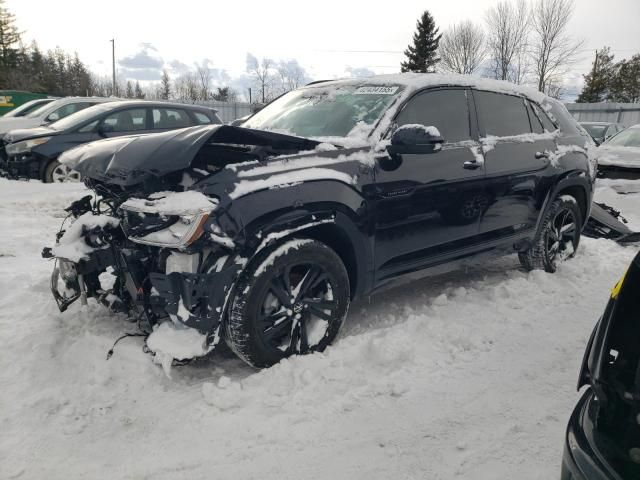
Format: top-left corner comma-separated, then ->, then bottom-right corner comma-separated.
387,125 -> 444,155
46,112 -> 60,122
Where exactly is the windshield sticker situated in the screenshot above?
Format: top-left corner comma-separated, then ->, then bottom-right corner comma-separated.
354,86 -> 399,95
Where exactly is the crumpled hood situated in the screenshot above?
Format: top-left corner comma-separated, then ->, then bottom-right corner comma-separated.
597,145 -> 640,168
3,126 -> 58,143
62,124 -> 322,186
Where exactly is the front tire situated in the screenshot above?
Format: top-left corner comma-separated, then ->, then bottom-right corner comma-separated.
224,238 -> 350,368
519,195 -> 582,273
44,160 -> 81,183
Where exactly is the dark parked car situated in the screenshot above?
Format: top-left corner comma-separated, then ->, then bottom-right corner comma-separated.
562,251 -> 640,480
44,74 -> 595,368
1,100 -> 221,182
580,121 -> 625,145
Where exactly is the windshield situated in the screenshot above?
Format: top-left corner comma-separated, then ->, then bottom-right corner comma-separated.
243,84 -> 404,139
582,124 -> 607,138
5,99 -> 53,118
605,128 -> 640,147
47,104 -> 112,131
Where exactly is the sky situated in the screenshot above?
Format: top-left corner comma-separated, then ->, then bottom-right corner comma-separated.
6,0 -> 640,100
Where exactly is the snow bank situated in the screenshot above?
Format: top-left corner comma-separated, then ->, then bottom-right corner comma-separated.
51,212 -> 120,262
121,190 -> 218,215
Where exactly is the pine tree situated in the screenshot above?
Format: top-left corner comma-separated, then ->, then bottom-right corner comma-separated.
125,80 -> 134,98
160,69 -> 171,99
609,55 -> 640,103
134,80 -> 145,99
576,47 -> 615,103
401,10 -> 442,73
0,0 -> 21,86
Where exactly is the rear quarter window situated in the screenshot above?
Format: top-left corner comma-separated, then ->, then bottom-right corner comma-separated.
192,111 -> 212,125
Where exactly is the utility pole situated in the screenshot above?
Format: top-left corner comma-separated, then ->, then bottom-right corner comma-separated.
110,39 -> 116,96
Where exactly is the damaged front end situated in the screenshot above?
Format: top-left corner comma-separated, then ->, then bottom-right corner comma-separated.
43,124 -> 328,355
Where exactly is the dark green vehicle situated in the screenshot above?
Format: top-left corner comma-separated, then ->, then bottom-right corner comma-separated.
0,91 -> 49,116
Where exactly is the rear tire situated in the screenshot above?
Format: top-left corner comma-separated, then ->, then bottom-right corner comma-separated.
224,238 -> 350,368
519,195 -> 582,273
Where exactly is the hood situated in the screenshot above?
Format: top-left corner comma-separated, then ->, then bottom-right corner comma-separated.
63,124 -> 321,186
597,145 -> 640,168
0,116 -> 42,135
3,126 -> 58,143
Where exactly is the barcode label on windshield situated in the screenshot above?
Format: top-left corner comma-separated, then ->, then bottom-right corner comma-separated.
354,86 -> 399,95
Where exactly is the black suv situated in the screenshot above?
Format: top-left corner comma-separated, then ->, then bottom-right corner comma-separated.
1,100 -> 221,182
45,74 -> 595,368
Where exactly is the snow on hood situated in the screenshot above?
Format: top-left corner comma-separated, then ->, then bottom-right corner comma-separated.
51,212 -> 120,262
596,145 -> 640,168
0,116 -> 43,135
120,190 -> 219,215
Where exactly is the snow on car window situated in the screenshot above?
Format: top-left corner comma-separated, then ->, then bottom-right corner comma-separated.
243,84 -> 404,139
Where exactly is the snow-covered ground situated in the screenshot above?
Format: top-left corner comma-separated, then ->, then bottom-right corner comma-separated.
0,177 -> 638,480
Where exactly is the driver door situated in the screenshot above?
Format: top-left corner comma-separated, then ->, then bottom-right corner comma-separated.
372,87 -> 488,282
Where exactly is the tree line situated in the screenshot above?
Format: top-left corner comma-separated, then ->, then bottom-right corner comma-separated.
401,0 -> 585,98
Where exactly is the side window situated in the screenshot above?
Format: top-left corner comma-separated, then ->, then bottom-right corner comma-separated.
474,90 -> 531,137
78,120 -> 99,133
526,101 -> 544,134
532,103 -> 557,133
192,111 -> 212,125
47,102 -> 92,122
395,89 -> 471,143
102,108 -> 147,132
152,108 -> 191,129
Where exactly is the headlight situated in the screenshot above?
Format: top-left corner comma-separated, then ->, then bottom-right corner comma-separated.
6,136 -> 51,156
128,212 -> 211,248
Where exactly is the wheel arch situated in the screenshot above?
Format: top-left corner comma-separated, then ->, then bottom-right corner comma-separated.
540,173 -> 593,231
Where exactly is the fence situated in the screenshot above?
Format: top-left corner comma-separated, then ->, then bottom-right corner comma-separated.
193,100 -> 253,123
565,103 -> 640,127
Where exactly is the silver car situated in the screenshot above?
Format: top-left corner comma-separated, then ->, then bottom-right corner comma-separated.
0,97 -> 114,135
596,124 -> 640,177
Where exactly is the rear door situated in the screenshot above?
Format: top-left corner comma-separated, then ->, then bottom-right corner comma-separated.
472,90 -> 556,242
99,107 -> 152,138
151,107 -> 194,132
373,87 -> 488,280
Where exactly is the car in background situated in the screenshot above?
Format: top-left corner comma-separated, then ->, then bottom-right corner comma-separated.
596,124 -> 640,178
580,121 -> 625,145
0,100 -> 221,182
0,97 -> 113,136
2,98 -> 57,118
562,251 -> 640,480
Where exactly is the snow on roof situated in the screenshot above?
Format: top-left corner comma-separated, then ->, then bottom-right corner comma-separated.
304,73 -> 549,104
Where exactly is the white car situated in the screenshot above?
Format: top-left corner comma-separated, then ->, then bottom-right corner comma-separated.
0,97 -> 114,136
596,124 -> 640,176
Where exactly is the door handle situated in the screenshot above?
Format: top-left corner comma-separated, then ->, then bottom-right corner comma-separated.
535,151 -> 550,159
463,160 -> 482,170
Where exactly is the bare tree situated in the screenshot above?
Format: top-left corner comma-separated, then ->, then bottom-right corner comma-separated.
247,53 -> 274,103
438,20 -> 486,75
529,0 -> 583,94
275,59 -> 308,94
195,62 -> 211,101
485,0 -> 531,83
